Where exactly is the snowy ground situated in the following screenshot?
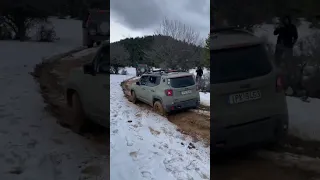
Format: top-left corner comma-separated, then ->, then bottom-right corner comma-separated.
0,18 -> 108,180
110,75 -> 210,180
287,97 -> 320,141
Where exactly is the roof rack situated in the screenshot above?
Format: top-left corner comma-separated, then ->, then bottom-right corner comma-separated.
211,26 -> 254,36
147,69 -> 185,75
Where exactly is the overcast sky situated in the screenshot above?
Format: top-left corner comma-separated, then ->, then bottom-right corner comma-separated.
110,0 -> 210,43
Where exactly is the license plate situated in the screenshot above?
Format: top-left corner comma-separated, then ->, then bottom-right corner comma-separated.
229,90 -> 261,104
181,90 -> 192,95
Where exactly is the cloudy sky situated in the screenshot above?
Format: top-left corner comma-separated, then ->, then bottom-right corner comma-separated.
110,0 -> 210,43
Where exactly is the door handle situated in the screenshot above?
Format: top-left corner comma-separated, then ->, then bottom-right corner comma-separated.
151,90 -> 155,92
142,88 -> 145,90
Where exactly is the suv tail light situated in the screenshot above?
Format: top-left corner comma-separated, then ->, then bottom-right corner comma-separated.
276,75 -> 284,92
165,89 -> 173,96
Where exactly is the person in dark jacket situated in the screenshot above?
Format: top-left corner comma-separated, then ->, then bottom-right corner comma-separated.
196,67 -> 203,78
274,15 -> 298,66
196,67 -> 203,90
274,15 -> 299,93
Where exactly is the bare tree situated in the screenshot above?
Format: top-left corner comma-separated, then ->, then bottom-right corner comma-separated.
144,36 -> 201,70
155,17 -> 200,45
110,43 -> 130,74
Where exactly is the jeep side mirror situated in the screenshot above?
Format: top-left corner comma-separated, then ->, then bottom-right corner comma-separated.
136,81 -> 140,85
83,63 -> 95,75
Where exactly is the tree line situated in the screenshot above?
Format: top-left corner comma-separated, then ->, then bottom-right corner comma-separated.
0,0 -> 108,41
110,18 -> 210,73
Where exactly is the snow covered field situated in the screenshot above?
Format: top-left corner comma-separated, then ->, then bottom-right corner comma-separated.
110,75 -> 210,180
0,18 -> 108,180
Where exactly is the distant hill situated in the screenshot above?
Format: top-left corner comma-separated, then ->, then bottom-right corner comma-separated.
111,35 -> 205,70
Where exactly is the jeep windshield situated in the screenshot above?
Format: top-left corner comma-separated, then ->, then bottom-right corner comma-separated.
169,76 -> 195,88
211,44 -> 272,84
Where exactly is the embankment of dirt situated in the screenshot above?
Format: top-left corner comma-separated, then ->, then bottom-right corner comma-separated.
121,78 -> 211,145
31,47 -> 110,149
31,47 -> 96,123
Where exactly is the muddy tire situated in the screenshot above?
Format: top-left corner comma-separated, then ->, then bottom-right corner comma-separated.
153,101 -> 167,116
130,91 -> 137,104
70,92 -> 86,133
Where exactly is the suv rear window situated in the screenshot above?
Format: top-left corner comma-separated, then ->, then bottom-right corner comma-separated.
169,76 -> 195,88
211,44 -> 272,84
89,11 -> 108,22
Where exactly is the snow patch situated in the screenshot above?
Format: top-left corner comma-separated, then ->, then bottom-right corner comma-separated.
110,75 -> 210,180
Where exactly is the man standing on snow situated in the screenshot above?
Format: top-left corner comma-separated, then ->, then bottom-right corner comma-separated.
274,15 -> 298,66
196,67 -> 203,90
274,15 -> 299,92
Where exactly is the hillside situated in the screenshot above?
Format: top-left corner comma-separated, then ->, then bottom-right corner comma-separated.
110,35 -> 206,70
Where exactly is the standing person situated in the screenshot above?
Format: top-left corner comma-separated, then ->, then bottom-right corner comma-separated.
274,15 -> 298,65
196,67 -> 203,90
274,15 -> 298,90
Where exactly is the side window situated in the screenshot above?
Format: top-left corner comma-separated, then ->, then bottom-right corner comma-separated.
140,76 -> 149,85
147,76 -> 160,87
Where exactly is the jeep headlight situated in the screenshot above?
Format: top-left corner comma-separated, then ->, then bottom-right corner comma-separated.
89,29 -> 96,35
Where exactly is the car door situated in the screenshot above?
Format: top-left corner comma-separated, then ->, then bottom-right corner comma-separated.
94,50 -> 109,126
145,75 -> 159,105
83,45 -> 108,125
138,75 -> 149,103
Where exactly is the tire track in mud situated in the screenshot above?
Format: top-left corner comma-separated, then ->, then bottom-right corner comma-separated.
31,48 -> 110,150
121,78 -> 210,145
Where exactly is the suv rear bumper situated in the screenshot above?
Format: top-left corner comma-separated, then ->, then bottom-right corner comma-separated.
212,114 -> 288,153
165,98 -> 200,112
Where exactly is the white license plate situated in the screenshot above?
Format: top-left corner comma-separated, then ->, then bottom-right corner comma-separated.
229,90 -> 261,104
181,90 -> 192,95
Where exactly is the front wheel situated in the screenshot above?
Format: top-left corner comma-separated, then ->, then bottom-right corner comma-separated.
153,101 -> 167,116
130,91 -> 137,104
70,93 -> 86,133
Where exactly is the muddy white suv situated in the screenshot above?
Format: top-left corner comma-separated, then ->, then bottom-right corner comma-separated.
130,71 -> 200,115
211,28 -> 289,152
64,41 -> 109,132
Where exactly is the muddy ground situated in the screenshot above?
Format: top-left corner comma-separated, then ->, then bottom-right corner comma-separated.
121,78 -> 320,179
32,47 -> 320,180
121,78 -> 211,145
31,47 -> 109,148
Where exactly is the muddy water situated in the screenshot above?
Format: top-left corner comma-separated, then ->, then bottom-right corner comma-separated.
167,111 -> 210,144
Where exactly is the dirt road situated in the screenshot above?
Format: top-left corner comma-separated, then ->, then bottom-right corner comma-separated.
121,78 -> 211,145
34,48 -> 320,180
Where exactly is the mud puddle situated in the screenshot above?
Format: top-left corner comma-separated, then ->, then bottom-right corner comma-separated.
121,78 -> 210,145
